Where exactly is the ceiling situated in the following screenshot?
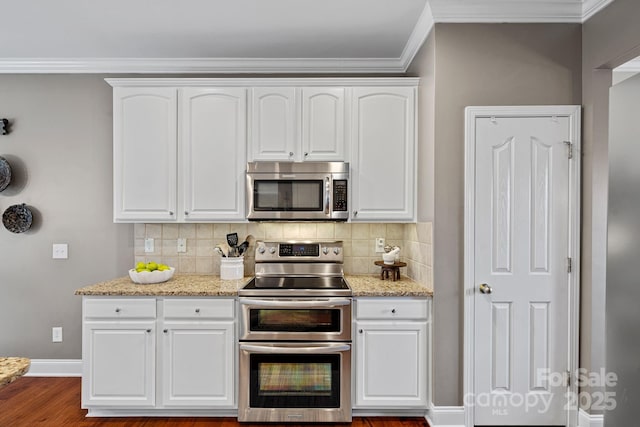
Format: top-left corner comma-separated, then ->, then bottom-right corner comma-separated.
0,0 -> 613,74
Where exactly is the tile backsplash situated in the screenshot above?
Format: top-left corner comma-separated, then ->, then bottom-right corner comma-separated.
135,222 -> 432,288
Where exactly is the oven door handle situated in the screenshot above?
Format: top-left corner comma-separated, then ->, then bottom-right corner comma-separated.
240,344 -> 351,354
239,298 -> 351,308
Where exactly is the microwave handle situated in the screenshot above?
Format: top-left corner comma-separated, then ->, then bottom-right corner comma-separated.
240,344 -> 351,354
325,177 -> 331,215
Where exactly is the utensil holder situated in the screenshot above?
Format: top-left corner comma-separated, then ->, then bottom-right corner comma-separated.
221,257 -> 244,280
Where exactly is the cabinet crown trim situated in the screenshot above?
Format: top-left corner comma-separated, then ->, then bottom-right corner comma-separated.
106,78 -> 419,88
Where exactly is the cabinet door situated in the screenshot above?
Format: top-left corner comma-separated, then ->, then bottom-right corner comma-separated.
180,88 -> 247,221
82,321 -> 156,407
113,87 -> 178,222
250,87 -> 297,161
351,87 -> 416,221
354,321 -> 427,408
160,321 -> 235,407
301,88 -> 346,161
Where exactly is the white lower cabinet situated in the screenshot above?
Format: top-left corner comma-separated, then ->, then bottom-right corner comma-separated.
353,298 -> 429,409
82,297 -> 235,412
160,299 -> 235,407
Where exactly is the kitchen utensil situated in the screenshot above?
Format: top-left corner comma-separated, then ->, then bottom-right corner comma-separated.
218,242 -> 232,257
237,241 -> 249,256
2,204 -> 33,233
0,156 -> 11,192
214,247 -> 225,257
226,232 -> 238,247
245,234 -> 256,246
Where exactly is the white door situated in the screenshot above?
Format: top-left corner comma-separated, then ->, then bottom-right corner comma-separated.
161,321 -> 235,407
180,88 -> 247,221
250,87 -> 297,161
350,87 -> 416,222
301,87 -> 346,161
113,87 -> 178,222
469,108 -> 579,425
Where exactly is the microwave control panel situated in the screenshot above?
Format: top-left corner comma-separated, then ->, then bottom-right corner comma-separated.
333,180 -> 348,211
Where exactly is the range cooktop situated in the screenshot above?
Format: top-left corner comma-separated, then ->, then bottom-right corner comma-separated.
239,276 -> 351,297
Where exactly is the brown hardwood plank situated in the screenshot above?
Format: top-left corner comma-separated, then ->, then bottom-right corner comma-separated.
0,378 -> 430,427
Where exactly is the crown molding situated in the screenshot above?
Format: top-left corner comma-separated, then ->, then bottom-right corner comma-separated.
429,0 -> 612,23
582,0 -> 614,21
614,58 -> 640,73
105,77 -> 420,87
399,2 -> 435,70
0,57 -> 407,74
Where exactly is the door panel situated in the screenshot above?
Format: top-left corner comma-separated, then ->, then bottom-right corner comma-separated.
473,115 -> 570,425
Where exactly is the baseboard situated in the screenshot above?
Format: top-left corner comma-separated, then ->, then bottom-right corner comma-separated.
23,359 -> 82,377
578,408 -> 604,427
425,403 -> 465,427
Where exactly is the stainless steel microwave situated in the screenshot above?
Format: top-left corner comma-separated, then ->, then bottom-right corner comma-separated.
246,162 -> 349,221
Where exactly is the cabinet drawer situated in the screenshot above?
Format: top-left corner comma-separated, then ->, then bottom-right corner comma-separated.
163,298 -> 235,319
84,298 -> 156,319
356,298 -> 427,320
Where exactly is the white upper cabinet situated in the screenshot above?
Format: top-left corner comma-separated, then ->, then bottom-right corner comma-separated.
301,88 -> 346,161
351,87 -> 416,222
180,88 -> 247,221
249,87 -> 346,162
250,88 -> 297,161
113,88 -> 178,222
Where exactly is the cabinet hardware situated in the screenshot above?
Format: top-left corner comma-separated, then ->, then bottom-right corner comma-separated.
304,152 -> 308,157
353,210 -> 358,217
146,329 -> 152,333
289,152 -> 294,157
358,329 -> 363,334
169,211 -> 174,216
195,308 -> 200,313
163,329 -> 168,333
184,211 -> 189,215
391,308 -> 396,314
115,308 -> 121,313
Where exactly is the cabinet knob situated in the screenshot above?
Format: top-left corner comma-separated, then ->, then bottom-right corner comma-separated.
353,210 -> 358,217
358,329 -> 363,334
304,152 -> 308,157
169,211 -> 174,216
115,308 -> 121,313
184,211 -> 189,215
146,329 -> 152,333
391,308 -> 396,314
195,308 -> 200,313
289,152 -> 294,157
163,329 -> 168,333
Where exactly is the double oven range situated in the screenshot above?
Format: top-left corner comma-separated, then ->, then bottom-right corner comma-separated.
238,240 -> 352,423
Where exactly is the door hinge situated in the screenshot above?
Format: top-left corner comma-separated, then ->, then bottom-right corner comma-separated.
564,141 -> 573,159
567,257 -> 572,273
565,369 -> 571,387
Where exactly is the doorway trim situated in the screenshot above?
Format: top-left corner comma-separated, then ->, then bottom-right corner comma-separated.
463,105 -> 581,427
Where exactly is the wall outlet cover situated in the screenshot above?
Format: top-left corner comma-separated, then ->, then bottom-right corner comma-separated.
52,243 -> 68,259
375,237 -> 386,253
144,238 -> 154,253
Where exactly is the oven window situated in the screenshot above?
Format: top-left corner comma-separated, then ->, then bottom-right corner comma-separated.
250,309 -> 341,332
250,354 -> 340,408
253,180 -> 323,211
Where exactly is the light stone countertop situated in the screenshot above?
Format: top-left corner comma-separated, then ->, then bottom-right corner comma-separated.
0,357 -> 31,388
75,274 -> 432,297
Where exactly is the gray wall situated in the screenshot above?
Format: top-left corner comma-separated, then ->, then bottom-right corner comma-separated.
0,75 -> 133,358
606,72 -> 640,427
581,0 -> 640,416
408,23 -> 582,406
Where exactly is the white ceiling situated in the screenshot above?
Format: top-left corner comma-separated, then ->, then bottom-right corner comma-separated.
0,0 -> 614,74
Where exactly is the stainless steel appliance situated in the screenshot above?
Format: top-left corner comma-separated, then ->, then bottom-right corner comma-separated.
246,161 -> 349,221
238,240 -> 352,423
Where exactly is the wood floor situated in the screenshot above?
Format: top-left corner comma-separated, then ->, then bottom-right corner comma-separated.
0,377 -> 430,427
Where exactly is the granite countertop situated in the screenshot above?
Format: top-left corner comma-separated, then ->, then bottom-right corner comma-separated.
0,357 -> 30,388
75,274 -> 432,297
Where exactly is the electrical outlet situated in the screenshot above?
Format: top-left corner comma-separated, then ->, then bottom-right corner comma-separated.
52,327 -> 63,343
144,238 -> 154,253
177,238 -> 187,253
375,237 -> 385,253
52,243 -> 68,259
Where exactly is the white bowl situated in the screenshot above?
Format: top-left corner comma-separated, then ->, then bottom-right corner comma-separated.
129,267 -> 175,284
382,253 -> 396,265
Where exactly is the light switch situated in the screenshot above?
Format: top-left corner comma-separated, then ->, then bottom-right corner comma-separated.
177,238 -> 187,253
52,244 -> 68,259
375,237 -> 385,253
144,238 -> 154,253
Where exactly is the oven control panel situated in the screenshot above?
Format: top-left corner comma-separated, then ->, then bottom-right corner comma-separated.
256,241 -> 343,262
